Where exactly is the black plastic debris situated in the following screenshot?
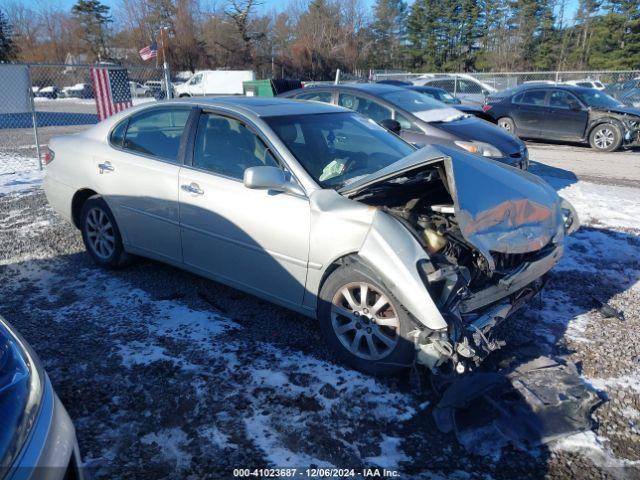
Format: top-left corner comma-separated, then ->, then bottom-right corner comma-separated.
592,296 -> 625,321
432,356 -> 602,455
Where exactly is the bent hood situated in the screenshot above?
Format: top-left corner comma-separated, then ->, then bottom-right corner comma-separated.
341,145 -> 565,260
591,105 -> 640,118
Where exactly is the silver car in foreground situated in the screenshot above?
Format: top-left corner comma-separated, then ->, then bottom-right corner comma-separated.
0,316 -> 82,480
44,97 -> 578,375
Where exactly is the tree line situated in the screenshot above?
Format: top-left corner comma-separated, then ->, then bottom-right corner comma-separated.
0,0 -> 639,79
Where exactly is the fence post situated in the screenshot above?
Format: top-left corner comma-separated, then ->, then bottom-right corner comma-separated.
26,65 -> 42,171
163,60 -> 172,100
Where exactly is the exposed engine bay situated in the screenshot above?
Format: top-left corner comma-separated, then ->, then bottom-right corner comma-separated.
349,160 -> 568,375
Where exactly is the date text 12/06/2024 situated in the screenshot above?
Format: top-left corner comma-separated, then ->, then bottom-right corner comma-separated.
233,468 -> 401,477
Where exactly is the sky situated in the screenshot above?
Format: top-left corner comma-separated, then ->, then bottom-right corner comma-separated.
15,0 -> 580,25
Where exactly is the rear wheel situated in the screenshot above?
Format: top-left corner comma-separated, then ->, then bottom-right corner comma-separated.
318,261 -> 416,375
497,117 -> 516,134
589,123 -> 622,152
80,196 -> 131,269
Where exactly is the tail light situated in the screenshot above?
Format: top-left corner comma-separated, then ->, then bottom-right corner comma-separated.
482,104 -> 492,112
41,146 -> 55,165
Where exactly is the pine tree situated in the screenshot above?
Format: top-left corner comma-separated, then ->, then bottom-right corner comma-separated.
371,0 -> 407,69
71,0 -> 112,61
0,9 -> 18,62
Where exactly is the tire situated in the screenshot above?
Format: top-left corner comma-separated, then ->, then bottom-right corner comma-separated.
497,117 -> 516,134
179,94 -> 191,98
80,195 -> 131,269
318,261 -> 417,376
589,123 -> 622,152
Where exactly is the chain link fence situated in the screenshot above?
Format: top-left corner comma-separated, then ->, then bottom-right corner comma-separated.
373,70 -> 640,107
0,63 -> 169,174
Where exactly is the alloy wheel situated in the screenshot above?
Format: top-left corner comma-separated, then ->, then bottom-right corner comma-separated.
499,120 -> 512,132
331,282 -> 400,360
593,128 -> 615,149
85,207 -> 115,260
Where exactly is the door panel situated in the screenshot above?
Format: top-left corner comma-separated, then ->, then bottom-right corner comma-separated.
511,90 -> 548,137
178,111 -> 311,306
179,169 -> 310,306
92,107 -> 191,262
93,150 -> 182,262
542,91 -> 588,139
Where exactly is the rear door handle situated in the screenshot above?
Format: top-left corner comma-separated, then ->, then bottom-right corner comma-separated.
181,182 -> 204,195
98,161 -> 114,173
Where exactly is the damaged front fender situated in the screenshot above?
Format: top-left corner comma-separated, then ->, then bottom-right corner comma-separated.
358,210 -> 449,331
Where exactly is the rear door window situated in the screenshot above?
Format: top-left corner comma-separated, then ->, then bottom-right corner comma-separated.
513,90 -> 547,106
122,107 -> 191,162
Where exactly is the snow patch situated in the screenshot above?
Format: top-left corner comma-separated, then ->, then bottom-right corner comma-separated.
364,435 -> 410,469
0,153 -> 43,196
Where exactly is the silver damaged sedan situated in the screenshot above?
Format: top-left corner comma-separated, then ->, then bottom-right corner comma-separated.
44,98 -> 579,375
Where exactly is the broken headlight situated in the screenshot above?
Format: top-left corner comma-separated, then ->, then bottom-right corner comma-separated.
454,140 -> 504,158
0,316 -> 44,471
560,197 -> 580,235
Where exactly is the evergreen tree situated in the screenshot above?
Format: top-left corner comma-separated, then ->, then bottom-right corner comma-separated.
371,0 -> 407,69
71,0 -> 112,60
0,9 -> 18,62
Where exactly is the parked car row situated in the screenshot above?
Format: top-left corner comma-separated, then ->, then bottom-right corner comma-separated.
376,76 -> 640,152
281,83 -> 529,169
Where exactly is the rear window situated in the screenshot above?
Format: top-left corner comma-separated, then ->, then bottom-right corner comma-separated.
121,107 -> 191,162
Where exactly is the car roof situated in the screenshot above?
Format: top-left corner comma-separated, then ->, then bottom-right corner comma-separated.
297,82 -> 405,95
409,85 -> 446,93
507,83 -> 597,94
161,96 -> 348,117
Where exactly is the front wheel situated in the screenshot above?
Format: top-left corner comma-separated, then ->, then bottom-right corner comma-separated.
589,123 -> 622,152
80,196 -> 131,269
318,261 -> 417,376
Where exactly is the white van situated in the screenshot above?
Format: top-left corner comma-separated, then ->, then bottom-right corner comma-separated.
175,70 -> 255,97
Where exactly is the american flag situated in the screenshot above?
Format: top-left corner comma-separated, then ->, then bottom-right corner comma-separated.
139,42 -> 158,61
90,67 -> 133,121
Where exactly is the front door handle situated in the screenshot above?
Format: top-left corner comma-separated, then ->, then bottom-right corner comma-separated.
98,161 -> 114,173
181,182 -> 204,195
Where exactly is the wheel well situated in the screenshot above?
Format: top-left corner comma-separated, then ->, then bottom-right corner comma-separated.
315,253 -> 359,309
588,119 -> 623,137
71,189 -> 98,228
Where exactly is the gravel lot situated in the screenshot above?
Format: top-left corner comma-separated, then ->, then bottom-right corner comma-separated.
1,117 -> 640,478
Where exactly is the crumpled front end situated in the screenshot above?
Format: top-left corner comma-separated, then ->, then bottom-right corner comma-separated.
349,146 -> 579,373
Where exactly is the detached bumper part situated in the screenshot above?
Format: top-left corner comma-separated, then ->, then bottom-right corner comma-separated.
432,356 -> 602,454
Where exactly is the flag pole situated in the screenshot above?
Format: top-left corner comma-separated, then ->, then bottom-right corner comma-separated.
160,27 -> 172,99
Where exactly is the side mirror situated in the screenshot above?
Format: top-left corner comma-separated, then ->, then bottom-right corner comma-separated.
244,166 -> 304,196
379,118 -> 401,135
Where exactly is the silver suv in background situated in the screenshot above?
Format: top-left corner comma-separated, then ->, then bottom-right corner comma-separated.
412,75 -> 497,105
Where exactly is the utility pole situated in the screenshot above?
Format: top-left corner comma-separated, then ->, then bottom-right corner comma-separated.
159,27 -> 172,99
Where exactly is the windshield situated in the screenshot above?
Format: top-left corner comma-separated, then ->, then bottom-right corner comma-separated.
265,112 -> 415,190
576,90 -> 622,108
380,90 -> 465,122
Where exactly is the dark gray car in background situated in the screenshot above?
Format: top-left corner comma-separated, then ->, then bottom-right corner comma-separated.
484,84 -> 640,152
281,83 -> 529,170
0,315 -> 82,480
